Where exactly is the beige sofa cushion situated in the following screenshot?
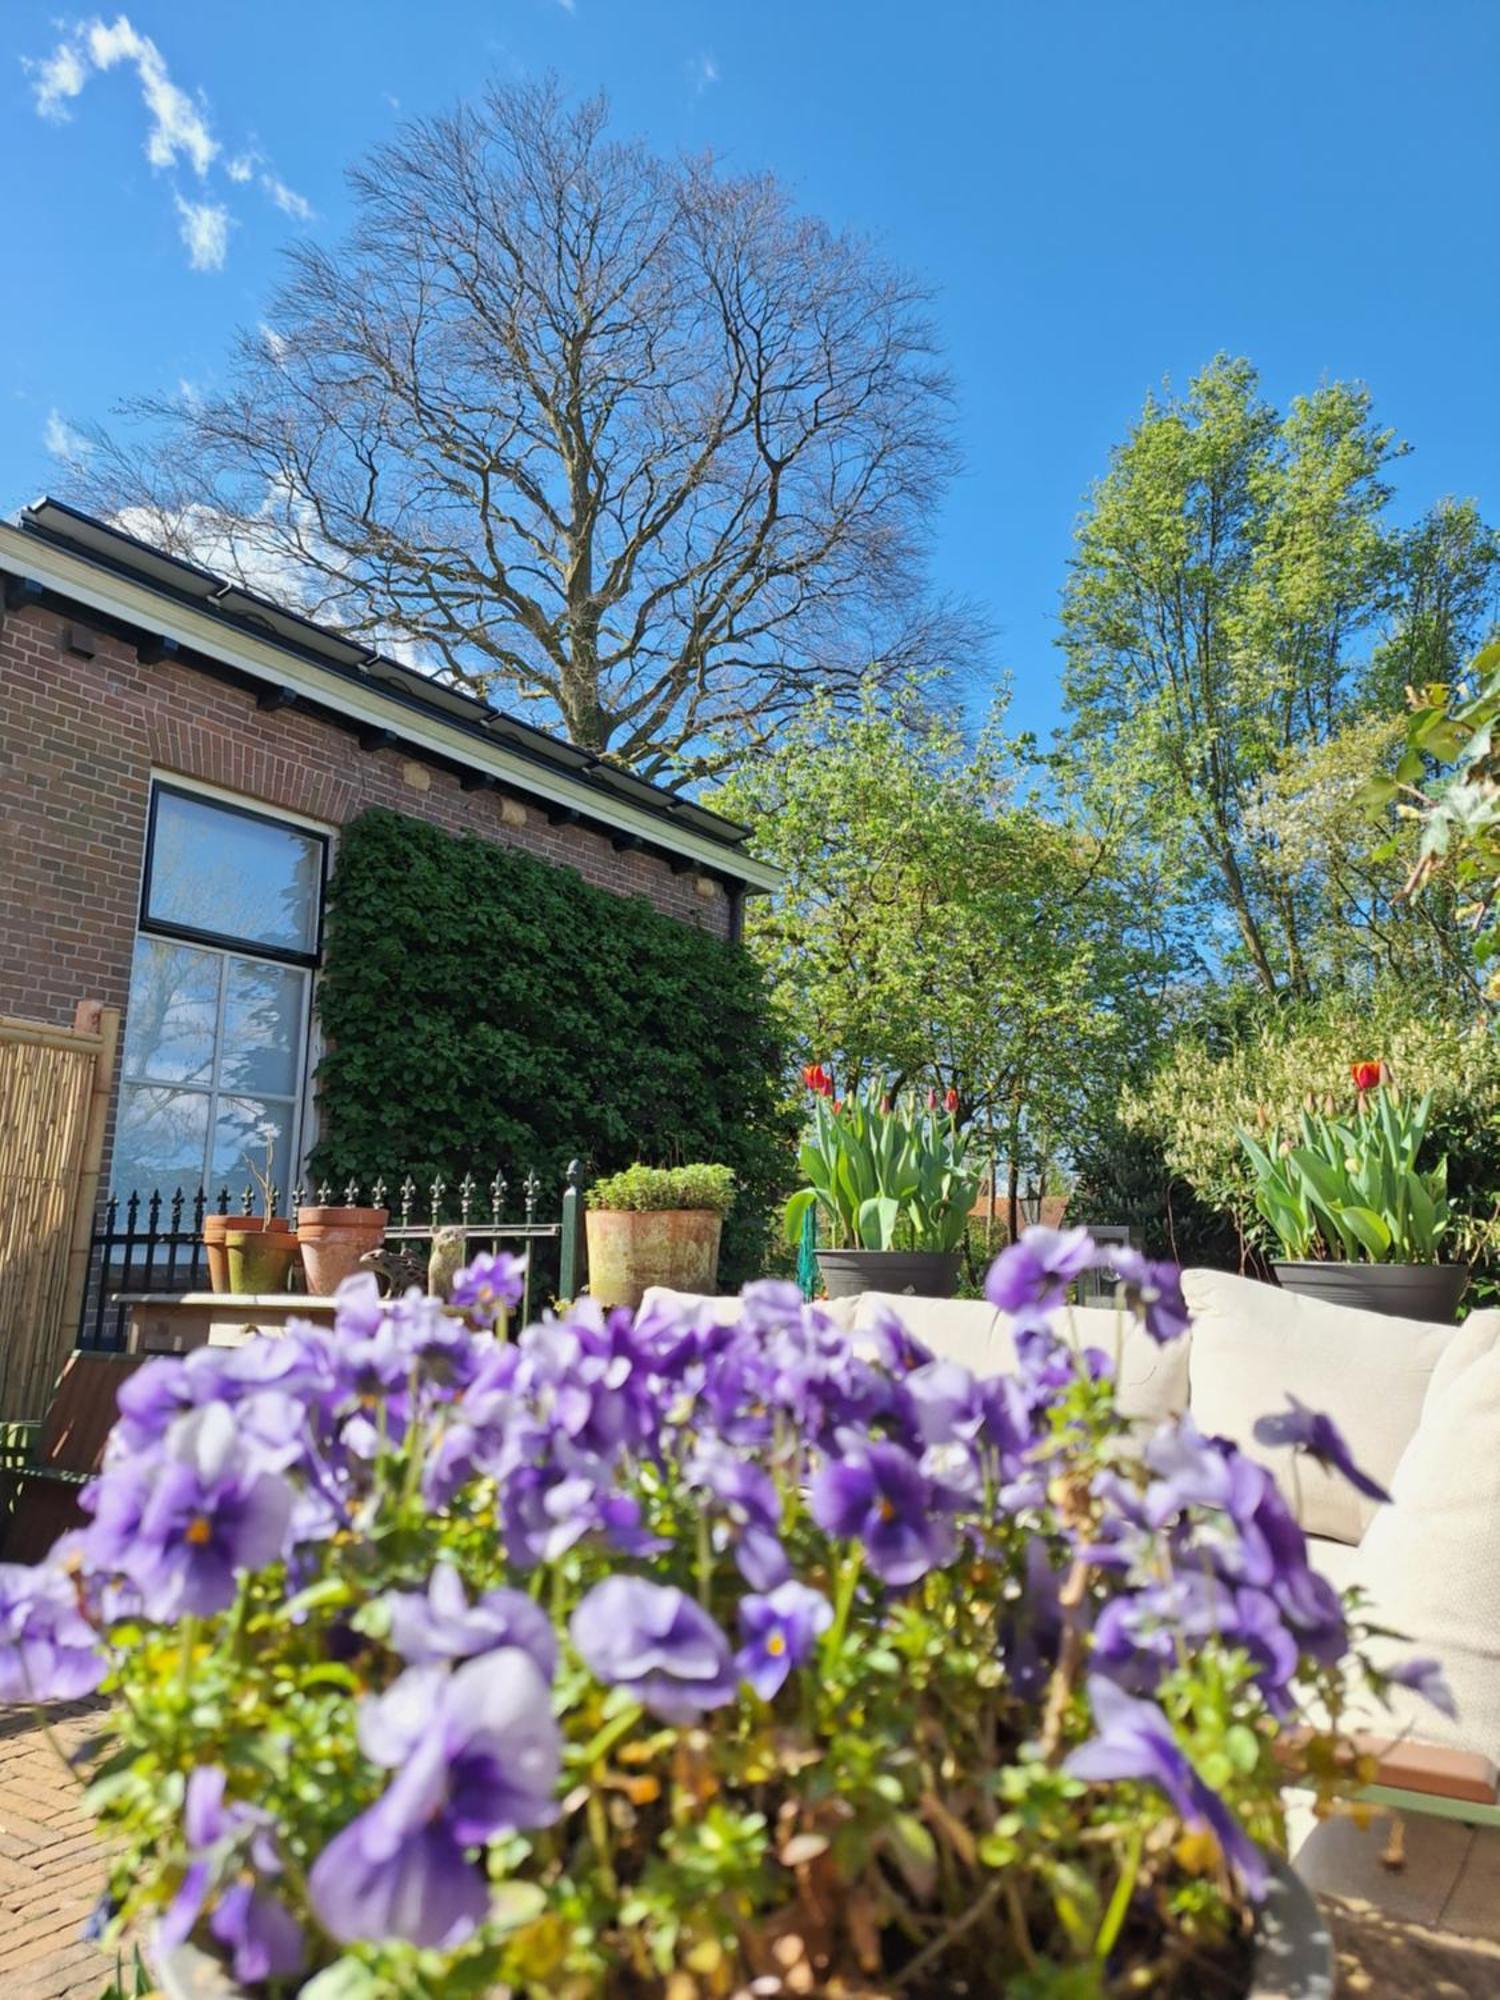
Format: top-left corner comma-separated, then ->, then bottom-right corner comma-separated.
1349,1335 -> 1500,1762
638,1286 -> 859,1332
849,1293 -> 1189,1426
1182,1268 -> 1500,1546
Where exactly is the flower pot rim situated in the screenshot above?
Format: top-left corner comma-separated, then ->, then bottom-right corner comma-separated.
587,1205 -> 726,1220
296,1205 -> 390,1228
203,1212 -> 292,1232
1272,1256 -> 1470,1272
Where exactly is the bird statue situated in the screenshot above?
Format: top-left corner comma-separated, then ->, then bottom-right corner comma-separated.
356,1242 -> 427,1295
426,1225 -> 469,1303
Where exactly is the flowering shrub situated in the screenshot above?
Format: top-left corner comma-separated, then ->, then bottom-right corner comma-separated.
785,1073 -> 978,1252
0,1233 -> 1447,1996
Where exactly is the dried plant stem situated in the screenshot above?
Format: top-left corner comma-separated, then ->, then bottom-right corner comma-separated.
1040,1557 -> 1091,1763
892,1877 -> 1003,1989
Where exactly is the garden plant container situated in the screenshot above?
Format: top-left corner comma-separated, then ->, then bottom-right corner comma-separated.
222,1228 -> 299,1295
816,1246 -> 961,1300
155,1850 -> 1333,1999
1273,1260 -> 1470,1325
296,1206 -> 390,1296
201,1213 -> 293,1294
585,1207 -> 722,1310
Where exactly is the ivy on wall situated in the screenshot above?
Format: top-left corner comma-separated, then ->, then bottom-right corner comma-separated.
308,808 -> 791,1285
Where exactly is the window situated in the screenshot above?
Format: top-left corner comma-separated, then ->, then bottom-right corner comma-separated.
114,785 -> 327,1210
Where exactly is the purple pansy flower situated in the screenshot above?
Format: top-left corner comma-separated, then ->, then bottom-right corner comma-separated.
449,1251 -> 527,1329
0,1561 -> 106,1703
1065,1676 -> 1268,1899
985,1225 -> 1097,1321
810,1437 -> 956,1586
383,1561 -> 558,1678
1381,1656 -> 1457,1719
156,1767 -> 305,1985
1253,1396 -> 1391,1504
570,1577 -> 737,1723
735,1582 -> 833,1699
84,1404 -> 293,1620
687,1448 -> 790,1589
309,1650 -> 561,1949
1104,1248 -> 1191,1345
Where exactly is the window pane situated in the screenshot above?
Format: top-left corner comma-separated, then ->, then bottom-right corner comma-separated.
122,938 -> 220,1085
212,1098 -> 294,1210
147,790 -> 322,954
114,1084 -> 209,1199
220,959 -> 307,1096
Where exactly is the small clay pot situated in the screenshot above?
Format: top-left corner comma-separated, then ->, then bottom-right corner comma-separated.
201,1212 -> 293,1293
297,1206 -> 390,1296
223,1228 -> 299,1295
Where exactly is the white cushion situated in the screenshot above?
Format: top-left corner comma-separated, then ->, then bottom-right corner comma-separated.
1182,1268 -> 1498,1545
637,1286 -> 859,1332
1349,1334 -> 1500,1762
850,1293 -> 1190,1426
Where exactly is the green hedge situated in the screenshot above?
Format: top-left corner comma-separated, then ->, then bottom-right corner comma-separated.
309,809 -> 792,1286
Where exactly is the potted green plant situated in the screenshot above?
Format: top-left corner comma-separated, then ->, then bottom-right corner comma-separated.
584,1162 -> 735,1308
783,1069 -> 979,1298
297,1185 -> 390,1296
213,1127 -> 299,1295
1238,1060 -> 1470,1321
4,1233 -> 1437,1997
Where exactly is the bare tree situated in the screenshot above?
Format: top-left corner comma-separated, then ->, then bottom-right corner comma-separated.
80,81 -> 973,781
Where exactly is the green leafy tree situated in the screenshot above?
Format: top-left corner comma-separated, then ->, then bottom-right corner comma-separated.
1060,355 -> 1499,998
716,695 -> 1168,1238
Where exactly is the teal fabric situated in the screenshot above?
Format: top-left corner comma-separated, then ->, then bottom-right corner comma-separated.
797,1204 -> 819,1301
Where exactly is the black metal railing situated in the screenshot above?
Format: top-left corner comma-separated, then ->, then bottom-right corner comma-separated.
78,1161 -> 586,1351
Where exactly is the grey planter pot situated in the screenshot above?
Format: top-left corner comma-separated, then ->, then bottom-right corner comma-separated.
158,1854 -> 1333,1997
816,1247 -> 960,1300
1273,1259 -> 1470,1325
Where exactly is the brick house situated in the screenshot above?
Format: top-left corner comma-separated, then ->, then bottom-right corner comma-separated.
0,498 -> 777,1213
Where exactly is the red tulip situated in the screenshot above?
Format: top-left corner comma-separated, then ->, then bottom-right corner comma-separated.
1350,1060 -> 1382,1094
926,1087 -> 938,1110
944,1087 -> 960,1114
880,1095 -> 893,1115
802,1062 -> 834,1098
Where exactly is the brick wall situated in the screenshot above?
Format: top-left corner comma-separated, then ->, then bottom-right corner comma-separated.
0,604 -> 732,1037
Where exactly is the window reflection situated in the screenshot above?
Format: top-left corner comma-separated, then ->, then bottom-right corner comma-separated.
146,790 -> 322,955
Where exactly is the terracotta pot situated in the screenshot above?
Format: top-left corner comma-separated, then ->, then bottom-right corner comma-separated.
1273,1260 -> 1471,1325
816,1247 -> 961,1301
585,1208 -> 723,1311
223,1229 -> 300,1295
297,1206 -> 390,1296
201,1212 -> 293,1294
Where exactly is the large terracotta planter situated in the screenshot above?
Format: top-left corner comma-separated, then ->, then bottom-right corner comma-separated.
296,1206 -> 390,1296
1273,1260 -> 1470,1325
201,1213 -> 293,1294
816,1247 -> 961,1301
223,1229 -> 299,1295
585,1208 -> 723,1310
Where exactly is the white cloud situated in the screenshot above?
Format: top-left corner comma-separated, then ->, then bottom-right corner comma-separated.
44,410 -> 92,461
175,195 -> 231,272
84,15 -> 219,176
27,40 -> 89,120
259,323 -> 290,362
689,52 -> 720,93
260,171 -> 313,221
226,152 -> 256,183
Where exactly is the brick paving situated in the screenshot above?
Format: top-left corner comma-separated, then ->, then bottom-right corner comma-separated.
0,1702 -> 116,2000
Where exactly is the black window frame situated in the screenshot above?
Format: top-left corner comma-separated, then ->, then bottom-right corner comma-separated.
137,780 -> 329,969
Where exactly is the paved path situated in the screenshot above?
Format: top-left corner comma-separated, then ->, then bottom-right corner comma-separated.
0,1703 -> 116,2000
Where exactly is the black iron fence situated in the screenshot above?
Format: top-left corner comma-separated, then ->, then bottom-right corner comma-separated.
78,1162 -> 586,1352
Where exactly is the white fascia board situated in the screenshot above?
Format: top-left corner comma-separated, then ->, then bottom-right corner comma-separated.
0,526 -> 780,892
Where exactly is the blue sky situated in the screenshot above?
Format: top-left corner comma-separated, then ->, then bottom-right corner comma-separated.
5,1 -> 1498,742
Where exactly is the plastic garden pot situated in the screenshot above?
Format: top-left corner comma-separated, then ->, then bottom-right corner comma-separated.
1273,1260 -> 1471,1325
296,1206 -> 390,1296
201,1212 -> 293,1294
223,1228 -> 299,1295
585,1209 -> 723,1310
816,1247 -> 961,1301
